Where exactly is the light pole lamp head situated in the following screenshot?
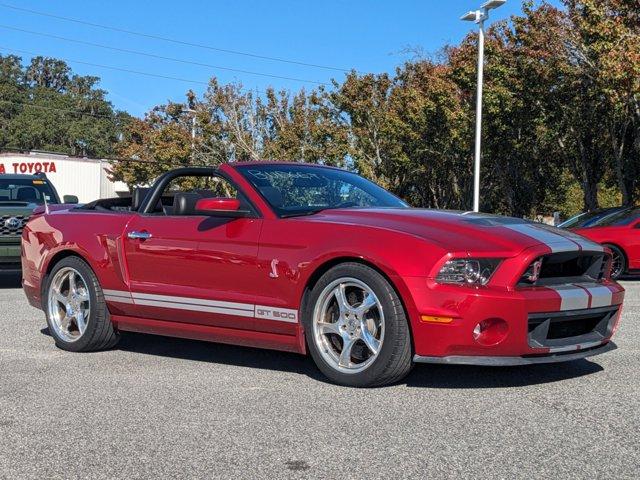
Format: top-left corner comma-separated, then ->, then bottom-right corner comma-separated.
460,11 -> 480,22
481,0 -> 507,10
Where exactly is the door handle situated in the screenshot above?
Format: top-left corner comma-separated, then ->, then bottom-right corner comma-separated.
127,230 -> 152,240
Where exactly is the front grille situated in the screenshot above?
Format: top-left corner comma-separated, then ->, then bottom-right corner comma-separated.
528,305 -> 618,349
0,214 -> 29,236
519,251 -> 609,286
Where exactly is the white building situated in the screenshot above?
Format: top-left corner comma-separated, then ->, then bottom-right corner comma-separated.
0,151 -> 129,203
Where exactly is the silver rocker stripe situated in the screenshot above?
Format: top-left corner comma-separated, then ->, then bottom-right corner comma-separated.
103,289 -> 134,304
104,295 -> 135,305
133,299 -> 255,318
102,289 -> 298,322
548,285 -> 589,311
131,292 -> 254,312
103,289 -> 133,299
504,224 -> 578,253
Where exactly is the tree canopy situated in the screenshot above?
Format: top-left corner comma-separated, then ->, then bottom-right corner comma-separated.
1,1 -> 638,218
0,54 -> 129,158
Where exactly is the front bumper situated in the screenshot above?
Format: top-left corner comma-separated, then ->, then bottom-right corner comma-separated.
0,241 -> 21,268
404,276 -> 624,359
414,341 -> 617,366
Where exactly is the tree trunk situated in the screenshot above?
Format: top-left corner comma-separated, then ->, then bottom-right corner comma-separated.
583,178 -> 599,211
611,119 -> 632,205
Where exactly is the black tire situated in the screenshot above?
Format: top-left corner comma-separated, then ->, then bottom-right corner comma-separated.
43,256 -> 120,352
605,244 -> 626,280
303,262 -> 413,387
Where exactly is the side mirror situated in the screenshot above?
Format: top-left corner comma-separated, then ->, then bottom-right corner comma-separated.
195,197 -> 250,217
63,195 -> 79,204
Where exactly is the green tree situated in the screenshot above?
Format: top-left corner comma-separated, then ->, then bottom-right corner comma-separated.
0,54 -> 129,158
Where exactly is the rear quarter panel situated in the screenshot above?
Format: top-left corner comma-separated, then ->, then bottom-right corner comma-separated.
22,210 -> 135,309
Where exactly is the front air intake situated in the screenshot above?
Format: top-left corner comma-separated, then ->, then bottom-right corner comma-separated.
518,251 -> 609,286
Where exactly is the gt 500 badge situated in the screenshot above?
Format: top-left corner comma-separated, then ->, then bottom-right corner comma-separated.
254,305 -> 298,323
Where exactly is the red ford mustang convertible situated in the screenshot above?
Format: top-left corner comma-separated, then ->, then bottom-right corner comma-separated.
22,163 -> 624,387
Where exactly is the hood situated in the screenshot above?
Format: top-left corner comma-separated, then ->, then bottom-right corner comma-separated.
303,208 -> 603,256
0,202 -> 36,216
30,204 -> 76,216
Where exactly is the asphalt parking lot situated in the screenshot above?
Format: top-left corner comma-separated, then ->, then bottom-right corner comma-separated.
0,273 -> 638,479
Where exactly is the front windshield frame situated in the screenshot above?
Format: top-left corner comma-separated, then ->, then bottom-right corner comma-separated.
0,178 -> 59,205
235,164 -> 408,217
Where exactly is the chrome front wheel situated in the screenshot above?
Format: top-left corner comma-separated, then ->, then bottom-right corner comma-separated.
312,277 -> 385,374
47,267 -> 91,342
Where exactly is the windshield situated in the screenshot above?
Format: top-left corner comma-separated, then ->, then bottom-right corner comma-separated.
236,164 -> 408,217
559,208 -> 623,229
592,207 -> 640,227
0,178 -> 58,205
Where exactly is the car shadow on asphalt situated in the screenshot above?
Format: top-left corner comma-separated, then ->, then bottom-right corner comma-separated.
0,272 -> 21,288
41,328 -> 329,383
39,327 -> 609,389
406,360 -> 604,389
619,275 -> 640,281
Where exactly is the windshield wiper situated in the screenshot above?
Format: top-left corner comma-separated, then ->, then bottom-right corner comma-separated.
280,208 -> 328,218
280,205 -> 370,218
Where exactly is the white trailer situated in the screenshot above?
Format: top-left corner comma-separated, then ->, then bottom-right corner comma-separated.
0,151 -> 129,203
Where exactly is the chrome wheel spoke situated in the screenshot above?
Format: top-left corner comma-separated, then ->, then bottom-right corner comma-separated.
75,311 -> 87,334
60,314 -> 71,331
333,284 -> 351,315
338,337 -> 356,367
77,290 -> 90,302
68,270 -> 78,294
317,321 -> 340,336
356,293 -> 377,317
53,290 -> 67,305
360,326 -> 380,355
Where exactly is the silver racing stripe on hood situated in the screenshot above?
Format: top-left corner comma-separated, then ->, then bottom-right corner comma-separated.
502,223 -> 580,253
461,215 -> 604,253
550,227 -> 605,252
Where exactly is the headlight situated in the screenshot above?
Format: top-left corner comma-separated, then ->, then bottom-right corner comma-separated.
521,258 -> 543,284
436,258 -> 502,286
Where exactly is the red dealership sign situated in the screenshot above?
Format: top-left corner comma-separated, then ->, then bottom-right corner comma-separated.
0,162 -> 57,174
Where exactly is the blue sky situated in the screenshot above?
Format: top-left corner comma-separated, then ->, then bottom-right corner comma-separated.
0,0 -> 563,117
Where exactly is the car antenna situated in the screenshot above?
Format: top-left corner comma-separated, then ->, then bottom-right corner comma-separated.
43,193 -> 50,215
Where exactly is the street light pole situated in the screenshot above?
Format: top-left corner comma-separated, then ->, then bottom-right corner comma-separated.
182,108 -> 197,150
473,14 -> 485,213
461,0 -> 506,212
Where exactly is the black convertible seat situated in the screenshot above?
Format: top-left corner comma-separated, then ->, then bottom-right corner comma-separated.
173,192 -> 202,215
132,187 -> 150,211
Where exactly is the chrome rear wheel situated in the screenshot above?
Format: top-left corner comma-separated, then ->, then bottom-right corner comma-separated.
47,267 -> 91,342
